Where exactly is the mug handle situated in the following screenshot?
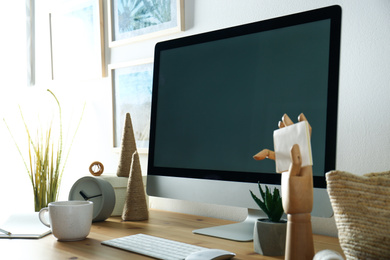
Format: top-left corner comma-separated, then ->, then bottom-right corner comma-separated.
38,207 -> 51,227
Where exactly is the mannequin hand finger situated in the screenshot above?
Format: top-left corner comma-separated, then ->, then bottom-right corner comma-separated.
298,113 -> 312,136
289,144 -> 302,176
282,114 -> 294,126
253,149 -> 275,160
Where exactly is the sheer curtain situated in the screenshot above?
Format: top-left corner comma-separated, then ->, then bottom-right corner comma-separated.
0,2 -> 29,88
0,1 -> 33,215
26,0 -> 35,86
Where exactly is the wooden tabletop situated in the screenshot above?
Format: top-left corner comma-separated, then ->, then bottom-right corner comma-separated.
1,209 -> 344,260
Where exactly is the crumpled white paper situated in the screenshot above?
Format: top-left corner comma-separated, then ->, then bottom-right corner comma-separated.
273,121 -> 312,173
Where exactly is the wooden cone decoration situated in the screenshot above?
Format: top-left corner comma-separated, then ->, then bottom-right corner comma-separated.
122,151 -> 149,221
116,113 -> 137,177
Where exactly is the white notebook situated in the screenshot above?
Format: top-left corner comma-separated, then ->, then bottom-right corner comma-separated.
273,121 -> 313,173
0,212 -> 51,239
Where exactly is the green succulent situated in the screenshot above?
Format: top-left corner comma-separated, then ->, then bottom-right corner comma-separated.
250,182 -> 284,222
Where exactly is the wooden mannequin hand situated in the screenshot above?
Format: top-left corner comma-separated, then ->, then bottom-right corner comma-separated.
253,113 -> 313,214
253,113 -> 311,161
282,144 -> 313,214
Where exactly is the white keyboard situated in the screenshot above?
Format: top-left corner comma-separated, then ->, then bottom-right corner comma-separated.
101,233 -> 208,260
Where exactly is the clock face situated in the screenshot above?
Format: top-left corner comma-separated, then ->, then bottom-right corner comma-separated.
69,177 -> 115,222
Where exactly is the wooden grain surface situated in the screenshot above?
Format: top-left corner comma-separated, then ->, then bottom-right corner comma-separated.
0,209 -> 344,260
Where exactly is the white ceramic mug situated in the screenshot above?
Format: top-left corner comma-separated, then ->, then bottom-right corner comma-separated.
39,201 -> 93,241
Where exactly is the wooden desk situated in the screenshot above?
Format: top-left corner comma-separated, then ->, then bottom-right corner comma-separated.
1,209 -> 344,260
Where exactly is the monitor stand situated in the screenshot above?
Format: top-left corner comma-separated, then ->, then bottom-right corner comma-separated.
192,208 -> 265,242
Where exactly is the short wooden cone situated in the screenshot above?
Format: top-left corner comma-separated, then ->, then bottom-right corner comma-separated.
122,151 -> 149,221
116,113 -> 137,177
253,219 -> 287,256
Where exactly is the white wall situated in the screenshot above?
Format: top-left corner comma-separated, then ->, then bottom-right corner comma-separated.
1,0 -> 389,237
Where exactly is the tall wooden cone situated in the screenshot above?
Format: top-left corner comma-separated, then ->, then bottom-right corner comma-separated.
116,113 -> 137,177
122,151 -> 149,221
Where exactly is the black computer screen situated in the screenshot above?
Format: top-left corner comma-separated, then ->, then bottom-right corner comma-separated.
148,5 -> 341,188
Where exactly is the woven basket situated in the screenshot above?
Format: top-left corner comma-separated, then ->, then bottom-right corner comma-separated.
326,170 -> 390,260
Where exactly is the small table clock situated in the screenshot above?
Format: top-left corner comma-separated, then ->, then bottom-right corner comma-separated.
69,176 -> 116,222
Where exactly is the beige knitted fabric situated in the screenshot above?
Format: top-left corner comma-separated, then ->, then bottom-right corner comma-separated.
122,151 -> 148,221
326,170 -> 390,260
116,113 -> 137,177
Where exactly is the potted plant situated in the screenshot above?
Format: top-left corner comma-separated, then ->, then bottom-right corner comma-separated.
4,89 -> 84,211
250,182 -> 286,256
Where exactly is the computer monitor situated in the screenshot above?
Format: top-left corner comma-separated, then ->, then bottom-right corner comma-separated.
147,5 -> 341,241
